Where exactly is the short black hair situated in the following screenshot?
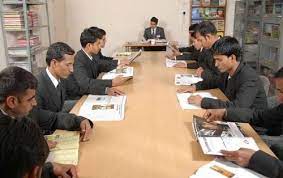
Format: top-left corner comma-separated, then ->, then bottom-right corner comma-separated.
46,42 -> 75,66
150,17 -> 158,24
189,23 -> 200,38
97,28 -> 106,36
197,21 -> 217,36
211,36 -> 242,61
0,118 -> 49,178
0,66 -> 37,103
274,67 -> 283,78
80,27 -> 103,48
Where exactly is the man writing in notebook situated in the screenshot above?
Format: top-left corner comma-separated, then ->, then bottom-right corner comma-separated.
202,67 -> 283,178
0,66 -> 78,178
178,36 -> 267,110
73,27 -> 131,95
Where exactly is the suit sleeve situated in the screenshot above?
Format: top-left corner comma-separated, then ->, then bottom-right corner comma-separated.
160,28 -> 166,39
29,107 -> 94,135
99,52 -> 114,61
225,104 -> 283,135
73,58 -> 112,95
247,150 -> 283,178
97,59 -> 117,73
179,46 -> 194,53
144,29 -> 148,40
201,76 -> 261,109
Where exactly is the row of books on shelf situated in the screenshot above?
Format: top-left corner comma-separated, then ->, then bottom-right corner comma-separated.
192,7 -> 225,20
192,19 -> 224,32
265,1 -> 283,15
3,10 -> 39,30
192,0 -> 225,6
263,23 -> 280,39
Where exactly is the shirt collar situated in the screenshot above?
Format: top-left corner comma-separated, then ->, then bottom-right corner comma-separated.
46,68 -> 60,88
82,48 -> 93,61
0,108 -> 15,119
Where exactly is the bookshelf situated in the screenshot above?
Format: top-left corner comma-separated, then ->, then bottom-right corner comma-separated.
0,0 -> 51,74
191,0 -> 226,37
233,0 -> 283,75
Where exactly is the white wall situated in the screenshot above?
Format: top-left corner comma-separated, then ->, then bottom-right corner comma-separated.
0,0 -> 236,69
64,0 -> 236,55
65,0 -> 192,55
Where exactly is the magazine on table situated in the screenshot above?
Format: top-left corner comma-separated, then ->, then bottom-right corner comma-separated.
192,115 -> 259,155
78,95 -> 127,121
175,74 -> 203,85
102,66 -> 134,80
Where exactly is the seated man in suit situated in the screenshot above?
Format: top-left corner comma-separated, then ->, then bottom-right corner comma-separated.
202,67 -> 283,178
0,66 -> 78,178
177,36 -> 267,110
167,23 -> 201,63
73,27 -> 131,96
173,24 -> 203,69
143,17 -> 166,40
33,42 -> 94,138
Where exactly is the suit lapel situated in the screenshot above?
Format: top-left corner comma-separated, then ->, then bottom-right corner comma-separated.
41,70 -> 63,110
79,50 -> 98,78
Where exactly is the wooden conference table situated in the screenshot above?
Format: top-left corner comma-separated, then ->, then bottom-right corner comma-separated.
71,52 -> 275,178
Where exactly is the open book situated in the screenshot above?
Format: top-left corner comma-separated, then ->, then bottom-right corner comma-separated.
165,58 -> 186,67
192,115 -> 259,155
102,66 -> 134,80
113,49 -> 142,63
176,92 -> 217,109
78,95 -> 127,121
45,130 -> 80,165
175,74 -> 203,85
190,158 -> 267,178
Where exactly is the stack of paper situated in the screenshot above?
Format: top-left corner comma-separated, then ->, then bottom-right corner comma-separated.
175,74 -> 203,85
45,130 -> 80,165
192,115 -> 259,155
191,159 -> 266,178
102,66 -> 134,80
176,92 -> 217,109
3,10 -> 38,30
78,95 -> 127,121
165,58 -> 186,67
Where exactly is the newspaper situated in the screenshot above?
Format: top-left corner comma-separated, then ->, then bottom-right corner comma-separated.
192,115 -> 259,155
175,74 -> 203,85
78,95 -> 127,121
102,66 -> 134,80
165,58 -> 186,67
176,92 -> 217,109
45,130 -> 80,165
190,158 -> 267,178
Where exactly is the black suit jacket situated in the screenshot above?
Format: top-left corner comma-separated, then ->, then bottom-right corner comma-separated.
225,104 -> 283,177
196,62 -> 267,110
98,50 -> 113,60
34,70 -> 93,135
226,104 -> 283,135
248,150 -> 283,178
73,49 -> 117,95
143,26 -> 166,40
